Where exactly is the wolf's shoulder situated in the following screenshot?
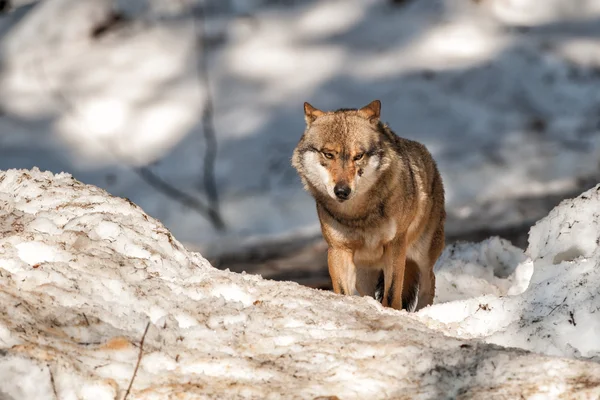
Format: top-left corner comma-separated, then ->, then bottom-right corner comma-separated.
381,125 -> 432,159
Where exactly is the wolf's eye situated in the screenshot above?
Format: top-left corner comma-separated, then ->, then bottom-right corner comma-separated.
322,152 -> 334,160
353,153 -> 364,161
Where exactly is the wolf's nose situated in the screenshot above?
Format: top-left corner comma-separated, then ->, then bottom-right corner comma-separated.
334,183 -> 351,200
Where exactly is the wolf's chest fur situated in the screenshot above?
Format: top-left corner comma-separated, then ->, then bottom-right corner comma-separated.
319,202 -> 397,265
353,218 -> 397,265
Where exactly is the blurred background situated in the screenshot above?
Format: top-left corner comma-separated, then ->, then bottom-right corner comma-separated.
1,0 -> 599,288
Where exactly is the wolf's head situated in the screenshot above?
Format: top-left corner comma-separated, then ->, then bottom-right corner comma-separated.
292,100 -> 391,203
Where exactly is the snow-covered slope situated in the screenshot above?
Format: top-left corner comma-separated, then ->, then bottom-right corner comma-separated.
433,236 -> 533,303
1,168 -> 600,399
2,0 -> 600,248
422,184 -> 600,362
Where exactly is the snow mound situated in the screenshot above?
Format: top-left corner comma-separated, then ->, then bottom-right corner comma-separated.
1,168 -> 599,399
422,185 -> 600,362
434,236 -> 532,303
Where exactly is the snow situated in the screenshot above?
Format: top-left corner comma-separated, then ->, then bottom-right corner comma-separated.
433,237 -> 533,304
422,184 -> 600,362
2,0 -> 600,249
2,0 -> 600,394
2,168 -> 600,398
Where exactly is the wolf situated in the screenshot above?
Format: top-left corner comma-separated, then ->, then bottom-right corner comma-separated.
291,100 -> 445,312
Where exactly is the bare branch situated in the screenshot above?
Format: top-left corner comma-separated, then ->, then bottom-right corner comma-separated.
191,1 -> 221,213
135,166 -> 225,230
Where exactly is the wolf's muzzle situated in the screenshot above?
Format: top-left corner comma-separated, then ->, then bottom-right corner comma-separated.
334,183 -> 351,201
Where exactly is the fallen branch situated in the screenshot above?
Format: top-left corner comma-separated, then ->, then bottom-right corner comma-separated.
123,322 -> 151,400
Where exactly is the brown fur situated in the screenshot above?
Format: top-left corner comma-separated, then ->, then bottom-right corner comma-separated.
291,100 -> 445,311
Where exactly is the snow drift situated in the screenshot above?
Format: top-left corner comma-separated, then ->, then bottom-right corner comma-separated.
1,169 -> 600,399
422,184 -> 600,362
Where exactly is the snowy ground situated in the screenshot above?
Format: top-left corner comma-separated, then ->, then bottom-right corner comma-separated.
1,168 -> 600,398
1,0 -> 600,250
422,183 -> 600,362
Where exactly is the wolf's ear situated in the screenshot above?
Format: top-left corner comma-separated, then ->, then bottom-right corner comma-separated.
304,102 -> 325,125
358,100 -> 381,123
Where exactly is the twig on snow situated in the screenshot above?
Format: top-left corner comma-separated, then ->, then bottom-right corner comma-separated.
123,322 -> 151,400
547,296 -> 568,316
48,364 -> 58,399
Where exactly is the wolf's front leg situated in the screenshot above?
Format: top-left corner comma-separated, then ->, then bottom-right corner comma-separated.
382,236 -> 407,310
327,248 -> 356,296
